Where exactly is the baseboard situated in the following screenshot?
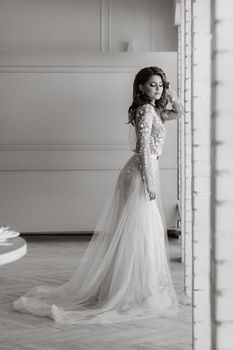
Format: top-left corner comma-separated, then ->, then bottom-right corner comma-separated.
21,231 -> 94,236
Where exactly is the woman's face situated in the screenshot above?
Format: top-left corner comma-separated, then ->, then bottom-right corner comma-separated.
139,74 -> 164,101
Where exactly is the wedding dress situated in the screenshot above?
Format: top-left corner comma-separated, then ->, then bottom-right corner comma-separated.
13,103 -> 180,325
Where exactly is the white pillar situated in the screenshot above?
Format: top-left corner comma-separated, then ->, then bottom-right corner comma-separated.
178,0 -> 186,265
192,0 -> 212,349
175,0 -> 183,248
211,1 -> 233,349
176,0 -> 193,296
183,0 -> 192,298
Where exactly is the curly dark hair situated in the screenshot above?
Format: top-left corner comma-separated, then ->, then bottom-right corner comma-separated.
127,66 -> 170,125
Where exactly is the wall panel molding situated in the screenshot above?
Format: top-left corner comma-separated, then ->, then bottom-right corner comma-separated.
0,162 -> 177,172
0,52 -> 177,73
0,143 -> 130,151
100,0 -> 111,52
0,144 -> 177,171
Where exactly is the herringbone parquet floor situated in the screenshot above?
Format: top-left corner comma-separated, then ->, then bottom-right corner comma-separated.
0,235 -> 192,350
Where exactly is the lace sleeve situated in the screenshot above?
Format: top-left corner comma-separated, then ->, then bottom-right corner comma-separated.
136,104 -> 154,188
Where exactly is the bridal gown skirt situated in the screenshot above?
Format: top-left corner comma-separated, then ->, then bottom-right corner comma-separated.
13,153 -> 179,325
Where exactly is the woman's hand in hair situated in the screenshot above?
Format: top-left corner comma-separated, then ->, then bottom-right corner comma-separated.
164,88 -> 185,121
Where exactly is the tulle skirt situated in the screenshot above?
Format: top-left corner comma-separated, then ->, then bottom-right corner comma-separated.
13,153 -> 180,325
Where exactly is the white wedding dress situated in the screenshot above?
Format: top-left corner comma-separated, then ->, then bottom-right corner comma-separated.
13,104 -> 181,325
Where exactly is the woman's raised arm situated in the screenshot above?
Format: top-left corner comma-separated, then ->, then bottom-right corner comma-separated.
163,89 -> 185,121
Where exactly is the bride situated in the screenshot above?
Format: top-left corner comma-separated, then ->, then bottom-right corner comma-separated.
13,66 -> 185,325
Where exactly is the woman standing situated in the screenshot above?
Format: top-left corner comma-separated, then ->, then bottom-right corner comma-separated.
13,66 -> 184,325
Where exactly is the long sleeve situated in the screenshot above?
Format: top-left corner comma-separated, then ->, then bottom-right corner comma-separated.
135,104 -> 154,188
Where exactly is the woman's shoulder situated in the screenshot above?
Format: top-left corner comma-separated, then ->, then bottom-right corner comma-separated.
136,103 -> 155,117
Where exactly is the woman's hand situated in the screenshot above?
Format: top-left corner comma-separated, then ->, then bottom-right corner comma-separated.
143,171 -> 156,201
147,184 -> 156,201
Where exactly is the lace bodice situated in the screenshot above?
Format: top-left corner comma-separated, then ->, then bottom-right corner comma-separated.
134,103 -> 166,186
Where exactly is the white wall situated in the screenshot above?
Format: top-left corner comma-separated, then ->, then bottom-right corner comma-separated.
0,53 -> 177,232
0,0 -> 177,53
0,0 -> 178,233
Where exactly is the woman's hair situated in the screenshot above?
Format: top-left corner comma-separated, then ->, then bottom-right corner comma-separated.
127,66 -> 170,125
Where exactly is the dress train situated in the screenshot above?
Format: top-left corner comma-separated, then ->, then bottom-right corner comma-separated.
13,154 -> 182,325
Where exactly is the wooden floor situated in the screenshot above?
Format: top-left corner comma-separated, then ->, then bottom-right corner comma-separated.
0,235 -> 192,350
